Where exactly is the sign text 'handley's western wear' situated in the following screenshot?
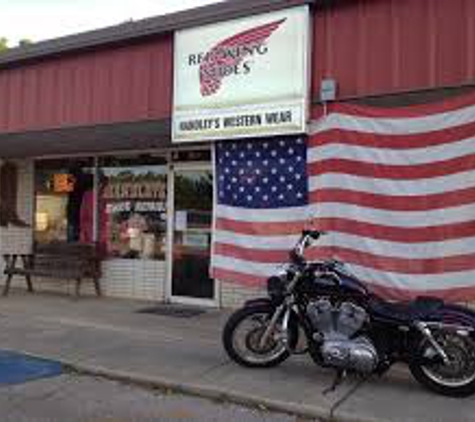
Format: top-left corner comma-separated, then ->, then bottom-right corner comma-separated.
173,6 -> 310,142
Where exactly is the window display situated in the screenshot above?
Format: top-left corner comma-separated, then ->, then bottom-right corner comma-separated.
99,156 -> 168,260
35,159 -> 93,244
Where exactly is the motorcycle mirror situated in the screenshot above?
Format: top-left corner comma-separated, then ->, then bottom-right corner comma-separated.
305,218 -> 318,229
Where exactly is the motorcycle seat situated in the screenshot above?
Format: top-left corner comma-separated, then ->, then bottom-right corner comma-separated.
369,296 -> 444,323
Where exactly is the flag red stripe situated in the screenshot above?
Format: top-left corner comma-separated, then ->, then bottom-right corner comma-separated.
308,153 -> 475,180
318,218 -> 475,242
216,217 -> 475,242
325,91 -> 475,118
216,217 -> 305,235
369,283 -> 475,302
307,246 -> 475,274
214,242 -> 288,263
310,186 -> 475,211
309,122 -> 475,150
215,242 -> 475,274
211,267 -> 475,302
211,267 -> 266,288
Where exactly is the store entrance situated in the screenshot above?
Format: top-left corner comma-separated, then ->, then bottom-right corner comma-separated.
170,167 -> 214,304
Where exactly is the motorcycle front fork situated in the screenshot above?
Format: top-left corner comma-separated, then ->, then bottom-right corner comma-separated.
258,301 -> 294,351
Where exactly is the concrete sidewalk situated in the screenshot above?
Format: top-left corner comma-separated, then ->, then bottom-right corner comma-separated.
0,292 -> 473,422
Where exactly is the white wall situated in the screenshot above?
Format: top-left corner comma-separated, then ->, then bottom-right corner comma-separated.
0,158 -> 34,266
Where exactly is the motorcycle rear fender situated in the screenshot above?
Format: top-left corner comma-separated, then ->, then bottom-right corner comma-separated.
432,304 -> 475,329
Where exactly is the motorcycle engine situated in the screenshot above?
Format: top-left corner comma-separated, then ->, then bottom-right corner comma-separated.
307,299 -> 378,373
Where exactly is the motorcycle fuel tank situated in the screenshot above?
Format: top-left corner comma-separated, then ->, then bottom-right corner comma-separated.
302,265 -> 369,298
336,268 -> 369,296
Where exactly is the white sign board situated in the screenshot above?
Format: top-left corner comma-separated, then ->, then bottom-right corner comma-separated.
173,6 -> 310,142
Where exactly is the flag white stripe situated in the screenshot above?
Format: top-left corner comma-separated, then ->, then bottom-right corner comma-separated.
217,202 -> 475,227
212,255 -> 281,277
216,204 -> 309,222
212,255 -> 475,289
309,103 -> 475,135
309,171 -> 475,197
308,136 -> 475,166
215,230 -> 299,249
216,230 -> 475,259
346,263 -> 475,290
313,202 -> 475,227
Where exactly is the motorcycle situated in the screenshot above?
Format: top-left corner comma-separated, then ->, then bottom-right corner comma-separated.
222,229 -> 475,397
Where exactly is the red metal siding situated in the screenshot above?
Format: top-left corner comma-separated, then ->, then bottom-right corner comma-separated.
0,36 -> 172,134
312,0 -> 475,101
1,0 -> 473,135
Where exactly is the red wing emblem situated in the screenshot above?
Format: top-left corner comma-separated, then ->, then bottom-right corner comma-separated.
199,18 -> 286,97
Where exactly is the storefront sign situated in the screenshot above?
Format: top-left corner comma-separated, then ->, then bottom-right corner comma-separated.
106,201 -> 166,214
173,6 -> 310,142
53,173 -> 75,193
103,180 -> 167,201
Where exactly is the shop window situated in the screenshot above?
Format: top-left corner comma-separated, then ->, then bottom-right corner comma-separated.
98,155 -> 167,260
0,161 -> 28,227
35,159 -> 94,244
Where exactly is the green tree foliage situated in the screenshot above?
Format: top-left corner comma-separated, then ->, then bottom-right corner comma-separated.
18,39 -> 33,47
0,37 -> 8,52
0,38 -> 34,53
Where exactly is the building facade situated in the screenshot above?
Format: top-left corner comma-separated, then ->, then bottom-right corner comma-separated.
0,0 -> 472,307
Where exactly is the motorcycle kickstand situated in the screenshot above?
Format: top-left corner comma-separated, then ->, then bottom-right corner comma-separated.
323,369 -> 346,395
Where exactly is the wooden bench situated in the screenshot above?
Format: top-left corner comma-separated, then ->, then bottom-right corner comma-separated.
3,242 -> 102,297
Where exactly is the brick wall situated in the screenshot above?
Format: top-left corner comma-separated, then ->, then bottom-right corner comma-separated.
100,259 -> 166,300
219,280 -> 266,308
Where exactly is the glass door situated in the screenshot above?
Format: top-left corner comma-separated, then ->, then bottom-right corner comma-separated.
170,167 -> 215,304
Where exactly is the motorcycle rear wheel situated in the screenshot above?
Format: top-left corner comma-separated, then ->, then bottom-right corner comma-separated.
410,330 -> 475,397
222,303 -> 298,368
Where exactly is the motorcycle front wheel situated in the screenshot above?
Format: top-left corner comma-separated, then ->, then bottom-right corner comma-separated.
410,330 -> 475,397
222,303 -> 298,368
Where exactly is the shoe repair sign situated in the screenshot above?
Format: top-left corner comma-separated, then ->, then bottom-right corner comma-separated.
172,6 -> 310,142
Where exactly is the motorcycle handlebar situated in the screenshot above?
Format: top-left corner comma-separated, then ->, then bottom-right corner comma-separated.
290,229 -> 327,264
302,229 -> 326,240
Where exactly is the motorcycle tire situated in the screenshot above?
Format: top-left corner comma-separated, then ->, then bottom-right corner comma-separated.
222,303 -> 298,368
409,331 -> 475,397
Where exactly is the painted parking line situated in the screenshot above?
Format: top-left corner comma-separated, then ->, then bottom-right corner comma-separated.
0,350 -> 62,385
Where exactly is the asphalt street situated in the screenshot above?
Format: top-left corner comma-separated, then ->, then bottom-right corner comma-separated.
0,292 -> 474,422
0,372 -> 306,422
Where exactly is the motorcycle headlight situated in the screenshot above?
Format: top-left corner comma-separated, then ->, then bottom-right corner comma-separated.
267,276 -> 286,301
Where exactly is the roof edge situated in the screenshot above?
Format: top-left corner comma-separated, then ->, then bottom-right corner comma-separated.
0,0 -> 315,68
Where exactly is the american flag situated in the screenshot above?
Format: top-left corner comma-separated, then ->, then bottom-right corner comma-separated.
211,137 -> 309,286
211,93 -> 475,301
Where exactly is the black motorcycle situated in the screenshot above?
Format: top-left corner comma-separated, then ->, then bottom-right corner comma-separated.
222,229 -> 475,397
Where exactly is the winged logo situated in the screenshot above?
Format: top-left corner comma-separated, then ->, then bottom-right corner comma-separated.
199,18 -> 286,97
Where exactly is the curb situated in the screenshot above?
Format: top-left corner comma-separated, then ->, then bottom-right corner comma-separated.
67,362 -> 330,421
6,347 -> 377,422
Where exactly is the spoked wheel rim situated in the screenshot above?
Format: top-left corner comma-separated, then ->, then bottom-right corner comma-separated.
421,332 -> 475,388
231,311 -> 287,365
